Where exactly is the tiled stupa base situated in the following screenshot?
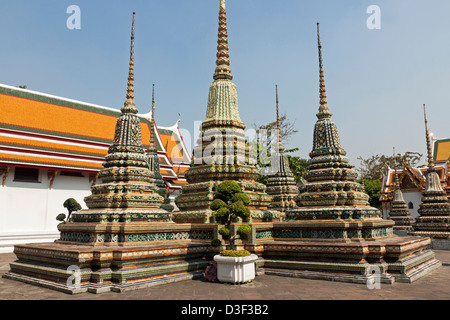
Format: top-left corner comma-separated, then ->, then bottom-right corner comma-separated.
258,236 -> 440,284
3,240 -> 213,294
3,221 -> 441,294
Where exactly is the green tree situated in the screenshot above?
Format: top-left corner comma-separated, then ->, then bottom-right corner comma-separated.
210,181 -> 251,251
63,198 -> 82,222
287,155 -> 308,184
252,113 -> 298,149
357,151 -> 423,180
360,178 -> 382,208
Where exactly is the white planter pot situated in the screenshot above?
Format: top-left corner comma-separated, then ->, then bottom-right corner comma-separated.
213,254 -> 258,283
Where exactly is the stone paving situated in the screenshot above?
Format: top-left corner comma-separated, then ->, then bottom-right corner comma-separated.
0,250 -> 449,300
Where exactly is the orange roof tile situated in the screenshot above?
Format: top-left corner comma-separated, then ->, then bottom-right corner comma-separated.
434,139 -> 450,162
0,84 -> 191,185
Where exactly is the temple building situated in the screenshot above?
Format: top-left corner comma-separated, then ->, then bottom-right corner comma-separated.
380,139 -> 450,220
173,0 -> 283,223
0,81 -> 189,252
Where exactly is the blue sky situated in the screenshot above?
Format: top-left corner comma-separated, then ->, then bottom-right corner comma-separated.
1,0 -> 449,168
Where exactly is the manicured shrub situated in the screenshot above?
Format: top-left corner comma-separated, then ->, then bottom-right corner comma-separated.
210,181 -> 251,252
236,225 -> 251,239
219,250 -> 251,257
56,213 -> 66,222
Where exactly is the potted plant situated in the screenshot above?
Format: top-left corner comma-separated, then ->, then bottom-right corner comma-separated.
210,181 -> 258,283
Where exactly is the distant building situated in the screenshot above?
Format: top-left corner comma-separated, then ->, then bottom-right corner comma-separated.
380,138 -> 450,219
0,84 -> 190,252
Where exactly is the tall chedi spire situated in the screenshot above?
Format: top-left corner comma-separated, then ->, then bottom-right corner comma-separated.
423,104 -> 436,172
174,0 -> 282,223
316,23 -> 332,121
388,147 -> 414,232
266,85 -> 299,212
122,12 -> 138,115
147,84 -> 167,196
203,0 -> 243,129
59,13 -> 170,246
214,0 -> 233,81
275,85 -> 284,153
288,23 -> 386,224
146,84 -> 174,212
411,105 -> 450,239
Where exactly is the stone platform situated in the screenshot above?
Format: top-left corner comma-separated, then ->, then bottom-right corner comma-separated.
2,250 -> 450,301
259,237 -> 440,284
3,240 -> 214,294
3,221 -> 441,294
249,221 -> 441,284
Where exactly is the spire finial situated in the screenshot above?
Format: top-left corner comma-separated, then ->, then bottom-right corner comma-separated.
122,12 -> 138,114
393,147 -> 399,189
316,23 -> 332,120
151,83 -> 155,120
214,0 -> 233,80
423,104 -> 435,172
149,83 -> 157,152
275,84 -> 284,153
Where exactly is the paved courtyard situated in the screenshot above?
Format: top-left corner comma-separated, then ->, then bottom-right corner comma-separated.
1,249 -> 449,301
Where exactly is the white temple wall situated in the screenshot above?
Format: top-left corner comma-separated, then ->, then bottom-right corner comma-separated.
0,168 -> 91,253
402,191 -> 422,219
382,191 -> 422,220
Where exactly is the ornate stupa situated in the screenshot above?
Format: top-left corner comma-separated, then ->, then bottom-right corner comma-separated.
260,24 -> 440,285
388,149 -> 414,231
147,84 -> 166,194
146,84 -> 174,212
266,85 -> 299,212
287,23 -> 383,222
173,0 -> 282,223
60,13 -> 171,243
4,14 -> 216,294
410,105 -> 450,239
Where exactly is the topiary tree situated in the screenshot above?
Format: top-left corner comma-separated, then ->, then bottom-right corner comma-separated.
63,198 -> 82,222
56,213 -> 66,223
210,181 -> 252,251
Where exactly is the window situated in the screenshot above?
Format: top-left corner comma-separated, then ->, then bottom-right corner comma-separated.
13,167 -> 40,183
60,171 -> 84,177
408,202 -> 414,209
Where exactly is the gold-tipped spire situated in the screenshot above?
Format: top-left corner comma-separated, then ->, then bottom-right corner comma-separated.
275,85 -> 284,153
149,84 -> 157,152
423,104 -> 435,172
316,23 -> 332,120
393,147 -> 399,189
214,0 -> 233,80
121,12 -> 138,114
